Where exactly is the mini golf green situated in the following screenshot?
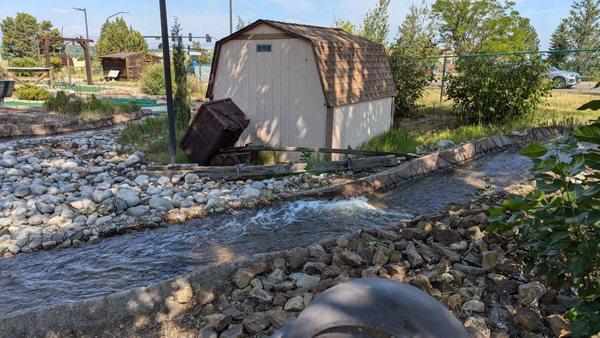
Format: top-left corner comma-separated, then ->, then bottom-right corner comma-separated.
4,97 -> 162,109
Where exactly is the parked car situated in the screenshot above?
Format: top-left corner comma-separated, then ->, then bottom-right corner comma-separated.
549,66 -> 581,89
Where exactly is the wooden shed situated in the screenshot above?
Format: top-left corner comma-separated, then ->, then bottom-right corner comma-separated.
100,52 -> 162,81
206,19 -> 397,159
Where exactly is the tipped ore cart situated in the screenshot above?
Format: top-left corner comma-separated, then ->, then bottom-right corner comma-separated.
155,99 -> 413,179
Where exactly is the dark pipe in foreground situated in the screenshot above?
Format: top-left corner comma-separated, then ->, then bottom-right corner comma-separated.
274,278 -> 468,338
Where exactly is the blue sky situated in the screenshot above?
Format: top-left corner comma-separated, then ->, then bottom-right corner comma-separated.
0,0 -> 574,50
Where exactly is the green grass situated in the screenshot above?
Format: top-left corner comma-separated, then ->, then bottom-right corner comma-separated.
117,115 -> 191,165
362,98 -> 600,155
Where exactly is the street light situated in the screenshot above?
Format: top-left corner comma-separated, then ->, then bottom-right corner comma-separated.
72,7 -> 89,40
106,11 -> 129,22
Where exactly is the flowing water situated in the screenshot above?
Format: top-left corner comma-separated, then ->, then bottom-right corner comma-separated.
0,147 -> 537,318
0,198 -> 408,317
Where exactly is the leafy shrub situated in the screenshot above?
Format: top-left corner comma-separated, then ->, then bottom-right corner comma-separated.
15,84 -> 51,101
140,63 -> 175,96
446,56 -> 550,125
9,57 -> 38,76
44,91 -> 140,116
489,122 -> 600,337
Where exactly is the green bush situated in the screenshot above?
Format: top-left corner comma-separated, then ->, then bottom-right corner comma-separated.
44,91 -> 140,116
9,56 -> 38,76
15,84 -> 51,101
489,122 -> 600,337
446,56 -> 550,125
140,63 -> 175,96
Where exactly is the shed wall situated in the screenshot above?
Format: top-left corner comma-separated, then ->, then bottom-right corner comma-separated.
212,24 -> 327,151
331,97 -> 393,158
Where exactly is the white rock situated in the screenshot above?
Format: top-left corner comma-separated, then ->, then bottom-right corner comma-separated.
184,173 -> 200,184
149,197 -> 174,211
134,175 -> 150,187
92,189 -> 113,203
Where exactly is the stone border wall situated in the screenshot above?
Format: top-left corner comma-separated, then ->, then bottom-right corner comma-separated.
283,125 -> 573,201
0,125 -> 572,337
0,109 -> 157,139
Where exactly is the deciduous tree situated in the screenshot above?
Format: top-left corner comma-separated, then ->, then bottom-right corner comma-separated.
171,18 -> 190,123
360,0 -> 391,45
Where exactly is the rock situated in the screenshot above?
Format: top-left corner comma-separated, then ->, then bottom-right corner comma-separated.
400,228 -> 427,240
446,294 -> 463,311
61,160 -> 78,169
241,312 -> 269,334
250,181 -> 265,190
411,274 -> 434,294
432,223 -> 461,244
70,199 -> 94,212
265,309 -> 290,329
290,273 -> 320,289
13,184 -> 31,198
481,251 -> 503,269
126,205 -> 149,217
302,261 -> 327,275
249,288 -> 273,303
113,197 -> 128,211
220,324 -> 244,338
515,307 -> 544,331
462,299 -> 485,313
240,187 -> 261,199
123,154 -> 141,167
175,284 -> 193,303
463,316 -> 489,337
115,189 -> 141,207
7,244 -> 20,254
205,313 -> 230,331
42,241 -> 57,250
340,250 -> 365,267
88,236 -> 101,244
184,173 -> 200,184
284,295 -> 305,311
465,226 -> 485,240
372,248 -> 389,265
233,268 -> 255,289
35,201 -> 55,214
149,197 -> 175,211
92,189 -> 113,203
308,244 -> 330,263
198,327 -> 217,338
287,247 -> 308,269
402,242 -> 424,267
546,314 -> 571,338
518,281 -> 547,307
437,139 -> 455,149
134,175 -> 150,187
29,184 -> 47,196
0,157 -> 17,167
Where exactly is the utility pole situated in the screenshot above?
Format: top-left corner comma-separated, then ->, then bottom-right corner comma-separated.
73,7 -> 89,40
159,0 -> 178,164
229,0 -> 233,34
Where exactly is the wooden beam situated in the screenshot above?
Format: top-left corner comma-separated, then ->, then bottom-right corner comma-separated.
146,155 -> 400,180
217,144 -> 416,159
82,40 -> 93,85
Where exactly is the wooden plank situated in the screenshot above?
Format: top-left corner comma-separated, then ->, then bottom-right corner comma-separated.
218,144 -> 415,158
147,155 -> 400,180
6,67 -> 51,71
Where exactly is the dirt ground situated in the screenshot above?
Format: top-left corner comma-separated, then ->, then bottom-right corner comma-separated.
0,107 -> 76,125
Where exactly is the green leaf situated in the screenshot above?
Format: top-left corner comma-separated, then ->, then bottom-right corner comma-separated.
520,142 -> 548,158
572,125 -> 600,144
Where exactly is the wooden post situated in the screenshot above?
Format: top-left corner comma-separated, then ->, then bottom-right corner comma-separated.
439,56 -> 447,103
82,40 -> 93,85
43,37 -> 51,67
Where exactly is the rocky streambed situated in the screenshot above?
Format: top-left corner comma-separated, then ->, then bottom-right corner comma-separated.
0,127 -> 356,258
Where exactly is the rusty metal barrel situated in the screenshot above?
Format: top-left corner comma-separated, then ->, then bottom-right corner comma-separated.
274,278 -> 468,338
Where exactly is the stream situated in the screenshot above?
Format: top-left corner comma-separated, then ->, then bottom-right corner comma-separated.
0,147 -> 534,317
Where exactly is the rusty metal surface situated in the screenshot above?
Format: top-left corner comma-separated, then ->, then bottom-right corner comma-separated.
274,278 -> 468,338
179,98 -> 250,165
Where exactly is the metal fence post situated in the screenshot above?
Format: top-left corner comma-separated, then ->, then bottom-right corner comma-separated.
439,56 -> 447,103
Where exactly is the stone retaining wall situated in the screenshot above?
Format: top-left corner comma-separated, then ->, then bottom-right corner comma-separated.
0,109 -> 155,139
283,125 -> 572,201
0,125 -> 573,337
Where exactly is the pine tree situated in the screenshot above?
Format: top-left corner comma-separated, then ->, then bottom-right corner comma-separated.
171,18 -> 190,124
360,0 -> 391,45
567,0 -> 600,76
0,12 -> 60,60
548,19 -> 571,68
95,18 -> 148,56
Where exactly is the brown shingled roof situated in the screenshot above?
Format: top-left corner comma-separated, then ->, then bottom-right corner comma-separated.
206,19 -> 397,107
